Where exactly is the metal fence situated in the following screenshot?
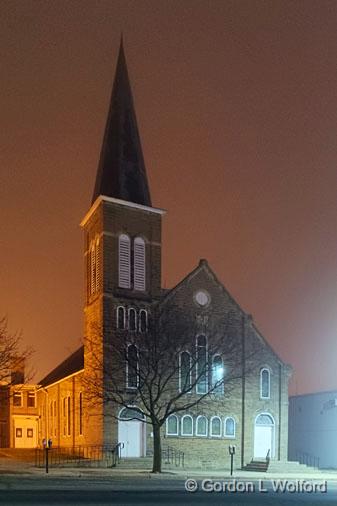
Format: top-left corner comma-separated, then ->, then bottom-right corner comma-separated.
35,442 -> 184,469
296,450 -> 320,469
35,443 -> 123,468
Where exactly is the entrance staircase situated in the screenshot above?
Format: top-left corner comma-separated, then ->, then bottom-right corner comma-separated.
114,457 -> 153,470
243,459 -> 320,474
244,459 -> 269,472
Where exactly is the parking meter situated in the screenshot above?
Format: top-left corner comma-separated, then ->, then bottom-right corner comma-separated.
228,445 -> 236,476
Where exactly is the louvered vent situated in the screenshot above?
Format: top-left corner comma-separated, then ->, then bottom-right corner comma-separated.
90,244 -> 96,295
134,237 -> 145,291
118,234 -> 131,288
95,238 -> 100,292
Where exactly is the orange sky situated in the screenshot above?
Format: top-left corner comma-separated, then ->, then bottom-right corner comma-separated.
1,0 -> 337,395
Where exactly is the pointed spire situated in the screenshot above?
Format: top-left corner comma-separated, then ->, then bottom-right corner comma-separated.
92,39 -> 152,206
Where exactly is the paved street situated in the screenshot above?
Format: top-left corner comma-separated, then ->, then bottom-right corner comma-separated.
1,476 -> 337,505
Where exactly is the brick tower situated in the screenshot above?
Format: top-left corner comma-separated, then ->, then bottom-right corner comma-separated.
80,40 -> 165,445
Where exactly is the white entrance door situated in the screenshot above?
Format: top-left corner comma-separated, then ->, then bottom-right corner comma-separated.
254,426 -> 272,458
118,420 -> 143,457
14,418 -> 38,448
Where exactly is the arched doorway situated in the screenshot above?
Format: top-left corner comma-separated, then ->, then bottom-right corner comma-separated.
118,407 -> 146,457
254,413 -> 275,459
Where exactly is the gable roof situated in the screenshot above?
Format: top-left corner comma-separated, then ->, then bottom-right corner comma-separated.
161,259 -> 288,367
39,346 -> 84,387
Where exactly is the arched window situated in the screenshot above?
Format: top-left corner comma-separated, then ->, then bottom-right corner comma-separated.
166,414 -> 178,436
181,415 -> 193,436
134,237 -> 146,291
128,308 -> 137,331
210,416 -> 221,437
196,415 -> 208,437
260,368 -> 270,399
224,417 -> 235,438
117,306 -> 126,329
179,351 -> 192,393
196,335 -> 207,394
212,355 -> 224,393
139,309 -> 148,332
127,344 -> 138,388
119,234 -> 131,288
119,407 -> 144,420
79,392 -> 83,436
256,413 -> 274,425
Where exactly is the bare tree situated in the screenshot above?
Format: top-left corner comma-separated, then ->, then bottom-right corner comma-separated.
0,316 -> 34,386
84,302 -> 260,473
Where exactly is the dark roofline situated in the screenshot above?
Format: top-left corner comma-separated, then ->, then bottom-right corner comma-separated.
290,388 -> 337,400
38,346 -> 84,387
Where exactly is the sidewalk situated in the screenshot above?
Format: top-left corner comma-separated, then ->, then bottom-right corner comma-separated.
1,459 -> 337,482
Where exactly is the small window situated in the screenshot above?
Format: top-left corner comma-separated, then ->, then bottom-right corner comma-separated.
27,391 -> 36,408
196,416 -> 208,437
179,351 -> 192,393
127,344 -> 138,388
134,237 -> 146,291
181,415 -> 193,436
260,368 -> 270,399
210,416 -> 221,437
15,428 -> 22,438
13,392 -> 22,407
117,306 -> 126,329
128,308 -> 137,332
224,417 -> 235,438
27,428 -> 33,438
139,309 -> 148,333
166,414 -> 178,436
119,234 -> 131,288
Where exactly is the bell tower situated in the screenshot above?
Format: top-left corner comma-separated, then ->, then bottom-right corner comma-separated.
80,40 -> 165,444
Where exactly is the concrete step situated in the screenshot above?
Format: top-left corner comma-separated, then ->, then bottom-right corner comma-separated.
0,449 -> 36,462
244,460 -> 269,472
267,460 -> 319,473
116,457 -> 153,469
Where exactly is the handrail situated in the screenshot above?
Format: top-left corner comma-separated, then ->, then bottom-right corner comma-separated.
111,441 -> 124,466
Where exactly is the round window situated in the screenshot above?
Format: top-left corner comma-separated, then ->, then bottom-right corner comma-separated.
194,290 -> 210,307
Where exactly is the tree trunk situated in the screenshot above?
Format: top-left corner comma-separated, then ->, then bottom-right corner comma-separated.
152,422 -> 162,473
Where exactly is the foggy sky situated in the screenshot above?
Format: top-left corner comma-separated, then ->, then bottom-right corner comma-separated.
1,0 -> 337,395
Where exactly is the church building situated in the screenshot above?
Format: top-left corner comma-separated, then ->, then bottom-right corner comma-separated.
7,41 -> 292,469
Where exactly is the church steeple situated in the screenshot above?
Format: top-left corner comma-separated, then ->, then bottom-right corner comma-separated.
92,38 -> 152,206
